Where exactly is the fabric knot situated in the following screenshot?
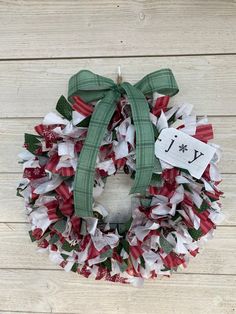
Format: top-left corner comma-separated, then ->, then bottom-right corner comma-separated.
115,84 -> 124,95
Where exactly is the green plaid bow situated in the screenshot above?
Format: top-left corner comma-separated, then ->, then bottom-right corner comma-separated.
68,69 -> 179,218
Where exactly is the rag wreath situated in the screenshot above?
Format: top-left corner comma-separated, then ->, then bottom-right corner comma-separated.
17,69 -> 224,287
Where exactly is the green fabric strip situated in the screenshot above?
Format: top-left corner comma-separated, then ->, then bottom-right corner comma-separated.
73,90 -> 120,217
68,69 -> 179,218
121,82 -> 154,195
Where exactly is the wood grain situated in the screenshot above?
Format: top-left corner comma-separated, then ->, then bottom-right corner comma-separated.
0,269 -> 235,314
0,116 -> 235,173
0,0 -> 235,59
0,55 -> 236,117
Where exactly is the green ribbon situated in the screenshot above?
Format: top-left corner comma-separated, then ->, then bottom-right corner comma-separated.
68,69 -> 179,217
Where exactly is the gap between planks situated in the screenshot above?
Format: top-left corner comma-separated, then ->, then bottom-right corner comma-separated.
0,52 -> 235,62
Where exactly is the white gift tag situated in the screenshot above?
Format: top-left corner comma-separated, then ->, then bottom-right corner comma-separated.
155,128 -> 216,179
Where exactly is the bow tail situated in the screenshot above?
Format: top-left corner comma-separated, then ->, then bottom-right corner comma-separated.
70,69 -> 178,218
121,82 -> 155,195
73,90 -> 120,217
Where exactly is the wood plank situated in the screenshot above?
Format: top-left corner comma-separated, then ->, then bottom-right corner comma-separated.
0,1 -> 235,59
0,172 -> 232,225
0,223 -> 235,275
0,116 -> 235,173
0,269 -> 235,314
0,222 -> 58,270
0,55 -> 236,117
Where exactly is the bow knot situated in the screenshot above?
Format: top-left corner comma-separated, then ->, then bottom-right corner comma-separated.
68,69 -> 179,218
112,84 -> 124,94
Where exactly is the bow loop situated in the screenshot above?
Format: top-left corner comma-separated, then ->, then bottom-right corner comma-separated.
68,69 -> 115,103
134,68 -> 179,96
69,69 -> 179,218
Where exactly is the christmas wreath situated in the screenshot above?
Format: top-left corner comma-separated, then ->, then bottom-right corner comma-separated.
17,69 -> 224,287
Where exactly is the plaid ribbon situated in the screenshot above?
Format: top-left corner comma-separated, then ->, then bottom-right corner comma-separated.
68,69 -> 179,217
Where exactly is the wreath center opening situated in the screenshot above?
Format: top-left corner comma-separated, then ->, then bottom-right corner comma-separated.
95,173 -> 133,224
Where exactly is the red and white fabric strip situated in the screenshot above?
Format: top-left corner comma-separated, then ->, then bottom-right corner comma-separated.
194,124 -> 214,142
58,167 -> 75,177
34,124 -> 46,136
70,216 -> 81,236
194,209 -> 215,234
205,189 -> 223,201
23,167 -> 46,180
183,194 -> 193,207
44,200 -> 58,220
72,96 -> 94,117
45,154 -> 60,173
200,218 -> 215,234
152,96 -> 170,116
59,198 -> 74,216
55,183 -> 71,200
130,245 -> 143,259
162,253 -> 185,268
162,168 -> 179,183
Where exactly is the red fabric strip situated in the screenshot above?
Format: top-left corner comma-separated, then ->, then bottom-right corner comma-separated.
60,198 -> 74,216
58,167 -> 75,177
152,96 -> 170,116
130,245 -> 143,259
72,96 -> 93,116
193,124 -> 214,142
45,154 -> 60,173
55,183 -> 71,200
163,253 -> 185,268
44,200 -> 59,221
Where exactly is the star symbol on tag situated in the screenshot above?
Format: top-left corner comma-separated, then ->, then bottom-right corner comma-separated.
179,144 -> 188,153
